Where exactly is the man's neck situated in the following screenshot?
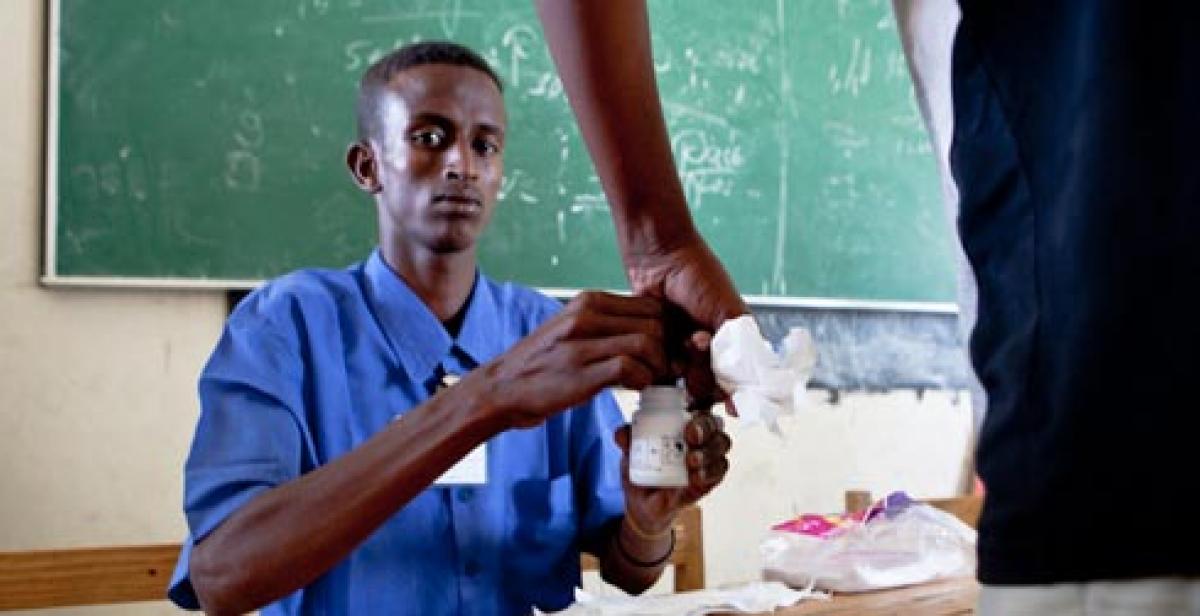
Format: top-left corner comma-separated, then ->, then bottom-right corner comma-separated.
380,244 -> 477,325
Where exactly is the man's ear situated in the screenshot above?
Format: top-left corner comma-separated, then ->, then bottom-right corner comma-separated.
346,141 -> 382,193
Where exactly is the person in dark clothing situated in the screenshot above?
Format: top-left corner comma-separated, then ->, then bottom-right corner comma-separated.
534,2 -> 1200,612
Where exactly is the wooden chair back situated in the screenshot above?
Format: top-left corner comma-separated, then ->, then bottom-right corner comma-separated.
0,543 -> 180,610
581,503 -> 705,592
845,490 -> 983,528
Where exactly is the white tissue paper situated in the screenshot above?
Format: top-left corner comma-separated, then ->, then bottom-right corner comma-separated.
537,581 -> 824,616
711,315 -> 817,434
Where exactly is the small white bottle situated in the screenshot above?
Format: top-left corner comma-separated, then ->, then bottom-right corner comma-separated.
629,385 -> 690,488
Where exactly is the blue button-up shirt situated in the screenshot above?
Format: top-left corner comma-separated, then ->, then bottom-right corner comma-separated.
168,250 -> 626,615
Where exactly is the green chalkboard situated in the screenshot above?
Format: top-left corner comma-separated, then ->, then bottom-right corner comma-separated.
47,0 -> 956,306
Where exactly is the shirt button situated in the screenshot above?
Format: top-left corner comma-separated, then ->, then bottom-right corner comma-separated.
456,488 -> 474,503
464,560 -> 481,576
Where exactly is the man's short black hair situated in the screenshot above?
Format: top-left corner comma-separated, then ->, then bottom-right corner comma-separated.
355,41 -> 503,144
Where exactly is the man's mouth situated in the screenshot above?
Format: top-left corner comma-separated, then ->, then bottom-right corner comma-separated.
435,195 -> 481,205
432,193 -> 483,214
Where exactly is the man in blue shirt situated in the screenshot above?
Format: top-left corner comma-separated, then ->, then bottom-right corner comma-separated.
168,41 -> 731,615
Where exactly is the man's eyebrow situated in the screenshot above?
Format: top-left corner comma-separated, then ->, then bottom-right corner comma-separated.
405,112 -> 504,138
407,111 -> 453,127
476,121 -> 505,138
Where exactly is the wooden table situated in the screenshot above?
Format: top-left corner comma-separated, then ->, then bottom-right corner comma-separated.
764,577 -> 979,615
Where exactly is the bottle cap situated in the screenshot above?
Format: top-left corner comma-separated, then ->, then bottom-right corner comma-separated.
639,385 -> 686,411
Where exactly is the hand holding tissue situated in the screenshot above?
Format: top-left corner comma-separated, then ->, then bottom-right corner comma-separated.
711,315 -> 817,433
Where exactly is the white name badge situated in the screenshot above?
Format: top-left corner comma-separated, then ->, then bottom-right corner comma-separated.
428,373 -> 487,485
433,442 -> 487,485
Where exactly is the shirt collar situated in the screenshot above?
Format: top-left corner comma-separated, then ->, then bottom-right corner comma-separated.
455,270 -> 505,365
363,249 -> 505,379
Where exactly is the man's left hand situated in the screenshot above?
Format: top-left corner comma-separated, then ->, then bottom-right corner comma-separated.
614,410 -> 731,535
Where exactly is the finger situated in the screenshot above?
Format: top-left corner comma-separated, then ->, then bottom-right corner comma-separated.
684,433 -> 730,470
722,396 -> 739,418
567,291 -> 664,318
533,343 -> 655,411
684,411 -> 721,447
580,354 -> 656,392
708,430 -> 732,457
570,333 -> 670,380
561,312 -> 665,344
703,456 -> 730,486
682,330 -> 724,411
689,456 -> 729,492
613,424 -> 631,453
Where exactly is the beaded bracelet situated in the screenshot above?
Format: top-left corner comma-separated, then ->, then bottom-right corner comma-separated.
616,526 -> 676,569
623,513 -> 673,541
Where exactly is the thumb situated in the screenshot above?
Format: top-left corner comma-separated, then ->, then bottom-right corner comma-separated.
686,331 -> 739,417
613,424 -> 632,454
682,330 -> 724,412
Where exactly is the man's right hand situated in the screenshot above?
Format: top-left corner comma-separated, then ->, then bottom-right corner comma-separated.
472,291 -> 669,430
625,233 -> 748,410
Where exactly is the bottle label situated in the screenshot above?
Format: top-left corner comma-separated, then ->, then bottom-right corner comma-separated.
631,434 -> 686,475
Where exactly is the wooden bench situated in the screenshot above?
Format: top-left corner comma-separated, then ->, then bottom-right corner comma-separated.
0,505 -> 704,611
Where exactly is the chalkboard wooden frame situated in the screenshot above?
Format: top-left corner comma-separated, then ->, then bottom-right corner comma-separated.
42,0 -> 959,314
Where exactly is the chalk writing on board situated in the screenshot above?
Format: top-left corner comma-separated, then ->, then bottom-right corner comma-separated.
570,193 -> 608,216
344,38 -> 400,72
823,173 -> 861,211
885,50 -> 909,81
439,0 -> 464,37
498,168 -> 538,206
121,148 -> 149,202
664,101 -> 733,130
824,121 -> 870,159
500,25 -> 536,89
524,71 -> 565,102
224,89 -> 264,193
52,0 -> 955,304
160,9 -> 181,28
711,47 -> 763,74
70,165 -> 99,202
69,150 -> 150,206
828,37 -> 872,97
297,0 -> 330,20
671,128 -> 745,209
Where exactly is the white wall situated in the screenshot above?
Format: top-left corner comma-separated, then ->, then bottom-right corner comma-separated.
1,1 -> 970,612
1,2 -> 224,614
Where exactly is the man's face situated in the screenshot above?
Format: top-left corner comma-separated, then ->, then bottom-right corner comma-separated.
369,64 -> 506,255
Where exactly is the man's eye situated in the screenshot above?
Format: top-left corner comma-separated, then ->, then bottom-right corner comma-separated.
475,139 -> 500,156
410,129 -> 445,148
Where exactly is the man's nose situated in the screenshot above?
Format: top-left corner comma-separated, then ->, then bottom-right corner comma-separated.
443,141 -> 476,182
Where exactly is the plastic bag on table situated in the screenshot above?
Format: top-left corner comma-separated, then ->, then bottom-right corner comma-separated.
760,491 -> 976,593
